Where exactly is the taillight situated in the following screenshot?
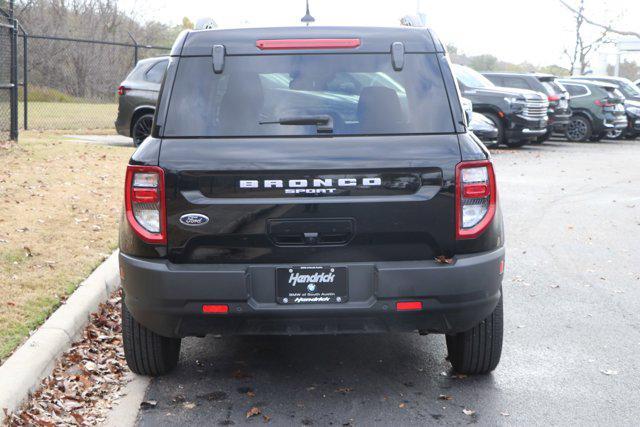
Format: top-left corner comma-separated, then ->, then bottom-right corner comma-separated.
125,165 -> 166,244
548,95 -> 560,102
455,160 -> 497,240
594,99 -> 614,108
117,85 -> 129,96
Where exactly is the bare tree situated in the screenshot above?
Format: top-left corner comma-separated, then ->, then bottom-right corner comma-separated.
561,0 -> 610,75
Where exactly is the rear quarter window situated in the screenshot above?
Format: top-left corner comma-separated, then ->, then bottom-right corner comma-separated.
163,53 -> 455,137
145,60 -> 168,84
503,77 -> 531,90
564,84 -> 588,97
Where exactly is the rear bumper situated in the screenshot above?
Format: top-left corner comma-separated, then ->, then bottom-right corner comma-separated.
114,112 -> 130,137
120,247 -> 505,338
550,111 -> 571,131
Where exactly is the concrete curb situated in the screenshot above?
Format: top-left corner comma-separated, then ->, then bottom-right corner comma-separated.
0,251 -> 120,415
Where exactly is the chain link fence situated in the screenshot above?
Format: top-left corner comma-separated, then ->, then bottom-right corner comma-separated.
1,5 -> 17,141
17,35 -> 169,131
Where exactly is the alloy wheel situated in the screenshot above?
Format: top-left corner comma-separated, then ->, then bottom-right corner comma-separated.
567,118 -> 588,141
133,115 -> 154,146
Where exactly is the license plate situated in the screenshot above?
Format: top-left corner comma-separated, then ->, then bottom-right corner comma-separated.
276,266 -> 348,304
559,99 -> 568,109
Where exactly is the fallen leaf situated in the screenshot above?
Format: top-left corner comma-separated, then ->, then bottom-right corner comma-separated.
435,255 -> 454,265
335,387 -> 353,394
438,394 -> 453,401
463,408 -> 476,416
399,403 -> 406,408
247,406 -> 262,418
263,414 -> 271,422
183,402 -> 196,409
70,413 -> 84,424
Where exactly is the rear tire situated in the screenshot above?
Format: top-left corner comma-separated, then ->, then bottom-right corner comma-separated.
131,113 -> 154,147
565,116 -> 592,142
605,129 -> 624,140
446,295 -> 503,375
122,300 -> 181,376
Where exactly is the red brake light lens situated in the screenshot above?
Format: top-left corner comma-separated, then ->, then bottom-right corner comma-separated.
117,85 -> 129,96
548,95 -> 560,102
594,99 -> 614,107
256,38 -> 361,50
125,165 -> 166,244
455,160 -> 497,240
202,304 -> 229,314
396,301 -> 423,311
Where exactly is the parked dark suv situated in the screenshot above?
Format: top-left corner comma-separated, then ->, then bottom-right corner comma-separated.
483,72 -> 571,143
452,64 -> 548,148
558,79 -> 627,142
119,27 -> 505,377
569,75 -> 640,139
115,56 -> 168,146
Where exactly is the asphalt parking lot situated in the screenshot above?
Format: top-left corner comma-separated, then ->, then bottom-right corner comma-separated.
135,138 -> 640,426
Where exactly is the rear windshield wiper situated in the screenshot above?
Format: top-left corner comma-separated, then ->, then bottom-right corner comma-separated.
259,115 -> 334,134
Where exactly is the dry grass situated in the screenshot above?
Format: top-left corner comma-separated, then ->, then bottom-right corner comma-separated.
19,102 -> 118,130
0,130 -> 133,362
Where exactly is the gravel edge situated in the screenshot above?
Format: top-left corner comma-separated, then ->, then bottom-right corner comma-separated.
0,250 -> 120,414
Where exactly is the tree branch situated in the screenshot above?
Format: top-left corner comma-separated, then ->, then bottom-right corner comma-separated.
559,0 -> 640,39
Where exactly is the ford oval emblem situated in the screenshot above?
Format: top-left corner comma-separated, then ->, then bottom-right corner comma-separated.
179,213 -> 209,226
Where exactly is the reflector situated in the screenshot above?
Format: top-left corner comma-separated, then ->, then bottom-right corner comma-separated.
396,301 -> 422,311
202,304 -> 229,314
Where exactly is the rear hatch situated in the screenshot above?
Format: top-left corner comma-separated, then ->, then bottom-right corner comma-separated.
601,86 -> 628,127
537,76 -> 571,116
159,44 -> 462,264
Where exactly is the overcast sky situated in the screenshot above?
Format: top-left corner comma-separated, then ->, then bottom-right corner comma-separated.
120,0 -> 640,67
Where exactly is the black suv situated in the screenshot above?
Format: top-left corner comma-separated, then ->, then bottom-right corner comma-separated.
483,72 -> 571,143
115,57 -> 169,146
119,27 -> 505,377
452,64 -> 548,148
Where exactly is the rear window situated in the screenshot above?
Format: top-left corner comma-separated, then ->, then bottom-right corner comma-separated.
145,60 -> 168,84
540,80 -> 564,96
163,54 -> 455,137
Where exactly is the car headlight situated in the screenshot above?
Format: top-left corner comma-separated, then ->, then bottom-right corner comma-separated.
504,97 -> 526,114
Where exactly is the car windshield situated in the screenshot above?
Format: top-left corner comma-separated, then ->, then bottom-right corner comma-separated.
452,65 -> 495,89
163,53 -> 455,137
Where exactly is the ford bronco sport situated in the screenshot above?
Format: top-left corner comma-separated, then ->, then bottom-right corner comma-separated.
119,26 -> 505,377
